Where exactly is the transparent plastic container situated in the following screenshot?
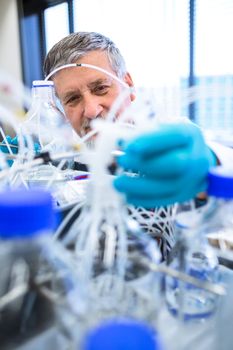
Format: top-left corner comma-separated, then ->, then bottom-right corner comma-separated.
205,167 -> 233,262
0,188 -> 79,349
74,205 -> 162,338
69,121 -> 162,336
22,80 -> 73,153
204,167 -> 233,349
165,199 -> 219,321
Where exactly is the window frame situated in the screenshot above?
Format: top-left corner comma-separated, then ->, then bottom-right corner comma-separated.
18,0 -> 196,120
18,0 -> 74,87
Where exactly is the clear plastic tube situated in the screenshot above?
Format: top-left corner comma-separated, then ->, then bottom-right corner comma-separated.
45,63 -> 129,88
53,200 -> 86,242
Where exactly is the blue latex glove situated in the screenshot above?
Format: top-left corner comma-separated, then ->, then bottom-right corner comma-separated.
114,123 -> 217,208
1,136 -> 41,153
0,136 -> 19,155
0,136 -> 41,166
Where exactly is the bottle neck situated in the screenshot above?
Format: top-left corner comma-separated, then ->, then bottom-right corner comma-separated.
32,85 -> 55,104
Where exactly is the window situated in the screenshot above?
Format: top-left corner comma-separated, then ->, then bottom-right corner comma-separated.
73,0 -> 189,89
44,3 -> 69,53
18,0 -> 233,130
195,0 -> 233,129
18,0 -> 73,87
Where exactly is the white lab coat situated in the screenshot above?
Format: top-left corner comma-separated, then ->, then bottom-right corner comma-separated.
208,140 -> 233,166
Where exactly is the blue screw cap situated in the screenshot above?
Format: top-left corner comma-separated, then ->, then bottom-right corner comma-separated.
83,318 -> 162,350
0,189 -> 55,238
208,166 -> 233,199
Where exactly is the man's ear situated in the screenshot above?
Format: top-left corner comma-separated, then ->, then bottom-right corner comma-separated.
124,72 -> 136,101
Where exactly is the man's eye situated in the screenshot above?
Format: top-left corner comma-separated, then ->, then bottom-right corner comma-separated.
93,85 -> 110,95
66,95 -> 81,104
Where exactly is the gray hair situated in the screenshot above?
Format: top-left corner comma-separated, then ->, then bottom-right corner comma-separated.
44,31 -> 127,79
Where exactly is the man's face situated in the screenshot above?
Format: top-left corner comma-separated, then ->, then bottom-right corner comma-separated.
53,50 -> 135,137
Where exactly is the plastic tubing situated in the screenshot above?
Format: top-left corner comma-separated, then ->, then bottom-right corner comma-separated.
105,86 -> 134,123
45,63 -> 129,88
19,123 -> 38,162
53,200 -> 85,241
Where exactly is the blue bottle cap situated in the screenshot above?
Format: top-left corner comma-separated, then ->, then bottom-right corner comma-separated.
83,318 -> 162,350
0,189 -> 55,238
208,166 -> 233,199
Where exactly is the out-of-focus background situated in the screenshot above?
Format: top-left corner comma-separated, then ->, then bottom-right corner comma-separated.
1,0 -> 233,130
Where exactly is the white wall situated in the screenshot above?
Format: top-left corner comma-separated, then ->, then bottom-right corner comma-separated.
0,0 -> 22,81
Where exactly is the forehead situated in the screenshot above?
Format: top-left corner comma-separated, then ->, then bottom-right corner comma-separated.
53,50 -> 115,96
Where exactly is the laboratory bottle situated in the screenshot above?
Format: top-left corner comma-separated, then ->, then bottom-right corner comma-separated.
204,166 -> 233,350
22,80 -> 73,154
205,166 -> 233,254
72,121 -> 162,329
165,197 -> 219,321
21,80 -> 75,186
82,318 -> 163,350
0,188 -> 79,350
73,186 -> 162,329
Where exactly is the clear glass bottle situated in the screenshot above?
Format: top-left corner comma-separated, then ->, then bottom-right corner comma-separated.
20,80 -> 75,191
165,199 -> 219,321
0,188 -> 79,349
22,80 -> 73,154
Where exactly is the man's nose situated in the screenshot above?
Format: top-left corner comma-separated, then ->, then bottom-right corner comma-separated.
82,93 -> 103,119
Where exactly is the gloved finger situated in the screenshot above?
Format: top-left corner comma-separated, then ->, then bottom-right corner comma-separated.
121,123 -> 194,158
114,163 -> 209,207
11,136 -> 19,154
1,136 -> 11,152
34,142 -> 41,154
117,147 -> 191,179
11,136 -> 19,145
1,136 -> 18,154
114,175 -> 185,199
115,149 -> 210,197
125,179 -> 207,208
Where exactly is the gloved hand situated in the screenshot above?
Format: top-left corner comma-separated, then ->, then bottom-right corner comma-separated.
0,136 -> 19,155
0,136 -> 41,166
1,136 -> 41,154
0,136 -> 19,166
113,122 -> 217,208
